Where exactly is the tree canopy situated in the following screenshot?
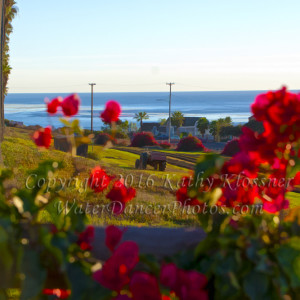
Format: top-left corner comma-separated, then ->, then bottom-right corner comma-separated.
171,111 -> 185,128
196,117 -> 209,137
134,112 -> 149,131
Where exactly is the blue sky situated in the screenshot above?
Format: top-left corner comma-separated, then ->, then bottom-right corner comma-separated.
8,0 -> 300,93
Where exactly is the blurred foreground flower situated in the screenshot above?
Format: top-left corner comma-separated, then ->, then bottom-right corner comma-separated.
61,94 -> 80,117
47,96 -> 62,114
100,100 -> 121,123
106,180 -> 136,214
160,263 -> 208,300
46,94 -> 80,117
77,226 -> 95,251
43,289 -> 71,299
33,126 -> 52,148
105,225 -> 125,252
88,166 -> 113,193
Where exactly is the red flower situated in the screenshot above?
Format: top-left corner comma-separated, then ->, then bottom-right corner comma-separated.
251,88 -> 300,145
176,186 -> 201,207
176,177 -> 202,207
47,97 -> 62,114
93,241 -> 139,292
260,185 -> 289,213
218,181 -> 258,208
100,100 -> 121,123
294,172 -> 300,186
160,264 -> 208,300
105,225 -> 125,252
33,127 -> 52,149
43,289 -> 71,299
77,226 -> 95,251
113,295 -> 131,300
222,152 -> 259,179
88,166 -> 113,193
130,272 -> 161,300
61,94 -> 80,117
106,180 -> 136,214
160,263 -> 177,290
252,87 -> 300,126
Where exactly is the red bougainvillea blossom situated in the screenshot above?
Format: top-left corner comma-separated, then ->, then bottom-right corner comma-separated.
160,263 -> 208,300
77,226 -> 95,251
106,180 -> 136,214
113,295 -> 131,300
211,88 -> 300,213
33,127 -> 52,148
93,241 -> 139,292
61,94 -> 80,117
100,100 -> 121,123
46,94 -> 80,117
176,177 -> 202,207
129,272 -> 162,300
47,97 -> 62,114
42,289 -> 71,299
105,225 -> 126,252
88,166 -> 113,193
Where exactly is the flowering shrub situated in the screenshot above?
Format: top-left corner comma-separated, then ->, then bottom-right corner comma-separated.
159,141 -> 171,149
221,138 -> 240,156
174,87 -> 300,299
130,132 -> 158,147
176,135 -> 206,151
94,132 -> 112,145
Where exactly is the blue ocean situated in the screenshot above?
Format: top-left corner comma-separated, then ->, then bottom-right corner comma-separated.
4,91 -> 271,129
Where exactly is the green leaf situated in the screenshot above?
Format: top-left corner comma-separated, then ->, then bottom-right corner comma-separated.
276,243 -> 300,288
194,153 -> 225,181
20,248 -> 46,300
59,118 -> 72,127
0,227 -> 14,288
67,262 -> 111,300
243,271 -> 269,300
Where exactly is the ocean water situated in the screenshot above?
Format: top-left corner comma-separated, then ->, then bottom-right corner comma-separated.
4,91 -> 267,129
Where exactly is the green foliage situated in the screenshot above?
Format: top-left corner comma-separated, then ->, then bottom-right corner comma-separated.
196,117 -> 209,137
0,160 -> 110,299
160,118 -> 167,126
220,125 -> 242,139
134,112 -> 149,130
171,111 -> 185,128
244,119 -> 265,134
189,154 -> 300,299
209,120 -> 218,139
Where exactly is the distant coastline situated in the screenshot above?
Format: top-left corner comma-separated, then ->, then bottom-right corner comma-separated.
4,90 -> 269,129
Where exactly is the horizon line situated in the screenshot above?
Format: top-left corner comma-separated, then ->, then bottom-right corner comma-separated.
6,88 -> 300,95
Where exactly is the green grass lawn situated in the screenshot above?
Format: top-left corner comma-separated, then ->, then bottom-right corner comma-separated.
1,127 -> 300,227
286,192 -> 300,208
2,127 -> 199,227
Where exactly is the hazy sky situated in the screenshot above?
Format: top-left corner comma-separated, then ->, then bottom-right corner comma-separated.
8,0 -> 300,93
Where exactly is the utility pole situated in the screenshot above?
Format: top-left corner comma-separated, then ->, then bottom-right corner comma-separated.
166,82 -> 175,143
89,83 -> 96,133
